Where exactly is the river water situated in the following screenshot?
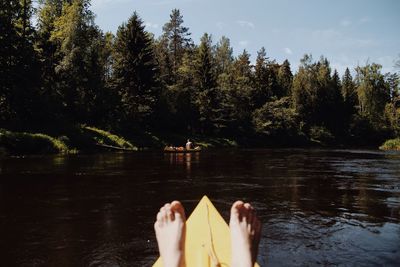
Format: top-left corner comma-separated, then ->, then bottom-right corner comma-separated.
0,149 -> 399,266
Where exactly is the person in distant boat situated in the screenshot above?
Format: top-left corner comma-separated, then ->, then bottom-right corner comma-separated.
154,200 -> 261,267
185,139 -> 192,150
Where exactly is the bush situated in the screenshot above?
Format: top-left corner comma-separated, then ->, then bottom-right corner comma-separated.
82,126 -> 137,150
252,97 -> 300,140
379,138 -> 400,150
0,129 -> 69,154
309,126 -> 335,145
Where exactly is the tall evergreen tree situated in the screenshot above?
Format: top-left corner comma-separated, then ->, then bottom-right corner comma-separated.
161,9 -> 192,83
212,37 -> 236,134
112,12 -> 159,130
0,0 -> 41,129
292,55 -> 343,136
229,50 -> 253,134
277,59 -> 293,97
342,68 -> 357,109
252,47 -> 271,109
214,36 -> 234,78
341,68 -> 357,129
193,33 -> 219,134
328,69 -> 345,135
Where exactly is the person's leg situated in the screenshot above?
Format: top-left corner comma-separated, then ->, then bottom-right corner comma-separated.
154,201 -> 186,267
229,200 -> 262,267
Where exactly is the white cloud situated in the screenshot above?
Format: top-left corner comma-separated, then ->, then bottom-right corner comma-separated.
144,22 -> 159,29
340,19 -> 352,27
239,40 -> 249,47
284,47 -> 293,55
237,20 -> 255,29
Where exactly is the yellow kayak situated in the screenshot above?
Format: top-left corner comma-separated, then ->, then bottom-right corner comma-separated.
153,195 -> 260,267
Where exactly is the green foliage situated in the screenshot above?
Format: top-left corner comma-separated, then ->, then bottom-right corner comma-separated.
384,98 -> 400,136
193,33 -> 219,134
355,63 -> 390,125
82,126 -> 136,150
252,47 -> 272,109
112,12 -> 160,130
379,138 -> 400,151
1,5 -> 398,152
214,36 -> 234,78
252,97 -> 300,141
277,60 -> 293,97
292,55 -> 344,136
0,129 -> 69,154
161,9 -> 192,83
0,0 -> 42,130
309,126 -> 335,145
50,0 -> 107,124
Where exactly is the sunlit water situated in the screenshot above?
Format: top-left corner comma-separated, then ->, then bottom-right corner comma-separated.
0,149 -> 399,266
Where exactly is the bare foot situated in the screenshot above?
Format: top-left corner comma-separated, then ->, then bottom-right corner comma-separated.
229,201 -> 262,267
154,201 -> 186,267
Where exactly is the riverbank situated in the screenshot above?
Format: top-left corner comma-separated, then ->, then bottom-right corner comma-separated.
379,138 -> 400,151
0,127 -> 241,155
0,126 -> 137,155
1,126 -> 396,155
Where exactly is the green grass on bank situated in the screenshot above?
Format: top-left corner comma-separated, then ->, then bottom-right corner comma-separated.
379,138 -> 400,151
0,126 -> 138,155
0,129 -> 70,154
82,126 -> 137,150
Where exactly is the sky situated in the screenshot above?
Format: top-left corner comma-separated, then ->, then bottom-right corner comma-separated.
90,0 -> 400,75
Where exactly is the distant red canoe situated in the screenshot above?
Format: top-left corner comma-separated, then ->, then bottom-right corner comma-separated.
163,146 -> 202,153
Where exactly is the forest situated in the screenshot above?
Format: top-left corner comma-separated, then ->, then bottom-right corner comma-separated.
1,0 -> 400,153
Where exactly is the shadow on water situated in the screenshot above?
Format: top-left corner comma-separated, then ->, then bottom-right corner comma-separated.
0,149 -> 399,266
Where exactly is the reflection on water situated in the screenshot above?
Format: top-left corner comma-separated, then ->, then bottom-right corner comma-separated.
0,149 -> 400,266
165,152 -> 200,177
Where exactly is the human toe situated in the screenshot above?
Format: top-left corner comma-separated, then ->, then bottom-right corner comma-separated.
171,200 -> 186,221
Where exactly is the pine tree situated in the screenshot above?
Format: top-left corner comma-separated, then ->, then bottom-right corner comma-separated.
161,9 -> 192,83
211,37 -> 236,134
292,55 -> 342,136
0,0 -> 20,126
195,33 -> 215,90
341,68 -> 357,123
252,47 -> 271,109
214,36 -> 234,78
194,33 -> 218,134
277,59 -> 293,97
112,12 -> 159,130
327,69 -> 345,135
0,0 -> 41,130
229,50 -> 253,134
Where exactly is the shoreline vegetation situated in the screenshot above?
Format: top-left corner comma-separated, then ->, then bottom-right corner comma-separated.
0,126 -> 241,155
379,138 -> 400,151
1,126 -> 398,156
1,1 -> 399,156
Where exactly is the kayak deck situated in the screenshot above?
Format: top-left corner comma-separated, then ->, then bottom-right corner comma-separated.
153,195 -> 260,267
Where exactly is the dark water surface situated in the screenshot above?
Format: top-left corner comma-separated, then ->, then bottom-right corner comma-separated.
1,149 -> 400,266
